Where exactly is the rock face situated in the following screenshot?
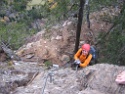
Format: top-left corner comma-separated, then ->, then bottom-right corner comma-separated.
77,64 -> 125,94
11,63 -> 125,94
16,20 -> 76,66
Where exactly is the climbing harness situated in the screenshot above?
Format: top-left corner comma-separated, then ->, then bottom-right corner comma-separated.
41,64 -> 59,94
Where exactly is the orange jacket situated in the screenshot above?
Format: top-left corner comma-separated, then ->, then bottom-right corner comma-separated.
74,48 -> 92,68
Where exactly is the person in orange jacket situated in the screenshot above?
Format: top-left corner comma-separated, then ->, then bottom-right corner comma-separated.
74,43 -> 92,68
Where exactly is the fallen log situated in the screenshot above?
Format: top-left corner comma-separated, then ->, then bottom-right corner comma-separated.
0,42 -> 21,61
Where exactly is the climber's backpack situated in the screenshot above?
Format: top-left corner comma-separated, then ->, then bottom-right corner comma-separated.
89,46 -> 97,60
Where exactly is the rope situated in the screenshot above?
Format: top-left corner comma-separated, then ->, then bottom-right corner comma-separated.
41,64 -> 59,94
75,65 -> 78,74
41,73 -> 49,94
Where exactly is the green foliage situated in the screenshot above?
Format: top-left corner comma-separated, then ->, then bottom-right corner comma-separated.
98,3 -> 125,65
27,6 -> 46,19
44,60 -> 52,68
12,0 -> 31,11
44,0 -> 70,24
0,22 -> 36,50
99,29 -> 125,65
89,0 -> 117,11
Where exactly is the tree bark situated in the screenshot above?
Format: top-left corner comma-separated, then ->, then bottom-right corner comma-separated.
74,0 -> 85,53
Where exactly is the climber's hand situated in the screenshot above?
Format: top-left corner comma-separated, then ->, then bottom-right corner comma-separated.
74,59 -> 81,65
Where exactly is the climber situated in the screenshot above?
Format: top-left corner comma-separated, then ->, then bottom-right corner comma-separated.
73,43 -> 93,68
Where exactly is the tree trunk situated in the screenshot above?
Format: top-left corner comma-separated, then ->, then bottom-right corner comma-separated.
74,0 -> 85,53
